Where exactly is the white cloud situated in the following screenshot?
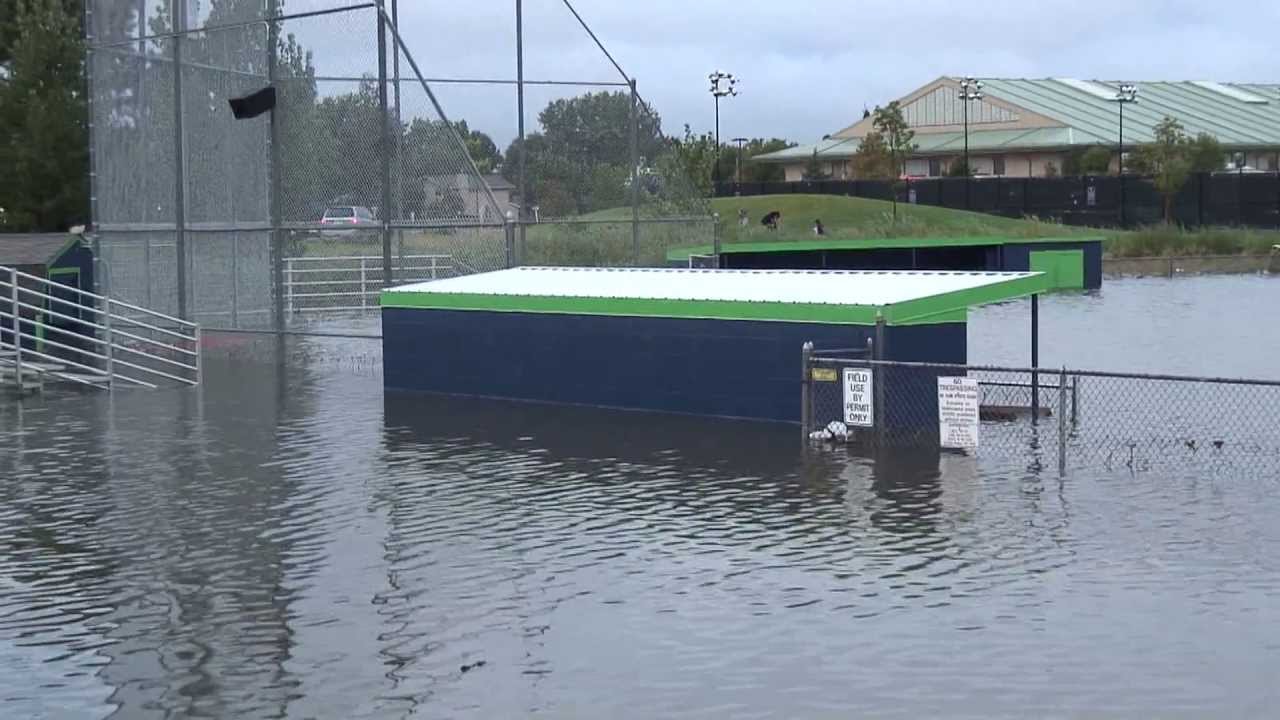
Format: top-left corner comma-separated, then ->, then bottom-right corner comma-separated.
298,0 -> 1280,147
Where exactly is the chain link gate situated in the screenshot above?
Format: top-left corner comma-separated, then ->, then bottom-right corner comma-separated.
802,347 -> 1280,475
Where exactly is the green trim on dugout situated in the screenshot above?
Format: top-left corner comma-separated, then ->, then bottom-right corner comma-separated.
666,235 -> 1104,262
380,272 -> 1049,326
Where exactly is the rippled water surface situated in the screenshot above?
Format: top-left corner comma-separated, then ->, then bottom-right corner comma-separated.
2,276 -> 1279,718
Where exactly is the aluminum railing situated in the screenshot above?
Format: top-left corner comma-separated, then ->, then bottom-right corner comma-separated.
284,254 -> 452,314
0,265 -> 201,392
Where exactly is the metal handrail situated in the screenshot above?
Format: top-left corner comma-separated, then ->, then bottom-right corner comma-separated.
1,264 -> 201,391
0,346 -> 106,390
109,327 -> 199,358
286,253 -> 451,263
4,266 -> 198,332
10,294 -> 196,359
0,331 -> 155,389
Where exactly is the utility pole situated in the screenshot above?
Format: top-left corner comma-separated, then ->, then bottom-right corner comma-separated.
959,77 -> 983,209
1113,84 -> 1138,227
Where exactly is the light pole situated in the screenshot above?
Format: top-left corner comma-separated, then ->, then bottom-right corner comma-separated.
1113,83 -> 1138,226
732,137 -> 748,184
709,70 -> 738,190
958,76 -> 983,208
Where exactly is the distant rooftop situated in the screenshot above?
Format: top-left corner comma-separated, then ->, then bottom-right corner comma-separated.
756,77 -> 1280,162
0,233 -> 78,266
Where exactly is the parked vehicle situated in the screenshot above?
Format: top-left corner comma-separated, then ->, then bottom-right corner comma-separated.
319,206 -> 378,241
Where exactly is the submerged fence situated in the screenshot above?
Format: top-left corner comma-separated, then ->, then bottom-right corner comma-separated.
803,349 -> 1280,475
718,172 -> 1280,229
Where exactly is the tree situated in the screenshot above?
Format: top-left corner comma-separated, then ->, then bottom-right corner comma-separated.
0,0 -> 88,231
802,149 -> 830,181
872,101 -> 916,220
714,137 -> 793,183
851,130 -> 894,180
503,91 -> 664,215
1128,116 -> 1194,224
1186,133 -> 1225,173
452,120 -> 502,174
1063,146 -> 1113,176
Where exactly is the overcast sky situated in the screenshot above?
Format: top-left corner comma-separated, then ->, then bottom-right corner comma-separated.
300,0 -> 1280,148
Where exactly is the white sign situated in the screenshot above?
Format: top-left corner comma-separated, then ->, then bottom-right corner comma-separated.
843,368 -> 874,427
938,376 -> 980,449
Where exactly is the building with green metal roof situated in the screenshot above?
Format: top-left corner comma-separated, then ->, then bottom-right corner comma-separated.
756,76 -> 1280,180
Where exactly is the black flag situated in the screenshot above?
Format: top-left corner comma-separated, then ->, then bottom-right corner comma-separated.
228,86 -> 276,119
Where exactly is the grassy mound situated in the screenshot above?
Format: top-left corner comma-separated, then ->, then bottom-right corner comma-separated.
707,194 -> 1094,245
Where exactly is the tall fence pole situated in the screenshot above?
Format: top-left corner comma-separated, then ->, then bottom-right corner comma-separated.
515,0 -> 527,259
376,1 -> 393,289
172,0 -> 189,320
267,0 -> 285,331
800,341 -> 813,443
84,2 -> 100,294
629,78 -> 640,266
1057,367 -> 1068,475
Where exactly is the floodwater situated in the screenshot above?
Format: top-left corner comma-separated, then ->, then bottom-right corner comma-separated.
1,275 -> 1279,719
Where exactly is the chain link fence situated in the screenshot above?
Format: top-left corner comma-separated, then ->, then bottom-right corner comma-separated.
804,351 -> 1280,475
85,1 -> 714,335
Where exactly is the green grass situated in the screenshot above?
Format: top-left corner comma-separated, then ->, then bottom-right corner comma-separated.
709,194 -> 1280,259
289,194 -> 1280,269
1104,226 -> 1280,258
708,194 -> 1094,244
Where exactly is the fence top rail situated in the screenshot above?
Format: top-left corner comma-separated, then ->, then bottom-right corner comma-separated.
808,356 -> 1280,388
535,216 -> 714,226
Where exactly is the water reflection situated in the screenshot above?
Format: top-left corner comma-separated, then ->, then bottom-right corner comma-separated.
3,283 -> 1280,717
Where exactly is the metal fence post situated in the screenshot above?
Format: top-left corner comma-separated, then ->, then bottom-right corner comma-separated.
103,299 -> 115,389
376,1 -> 394,289
800,341 -> 813,443
193,325 -> 202,386
172,1 -> 189,321
267,0 -> 285,332
629,78 -> 640,266
874,313 -> 886,447
11,269 -> 22,393
285,258 -> 294,315
504,217 -> 516,269
712,213 -> 722,268
1058,367 -> 1068,475
1031,293 -> 1039,423
360,258 -> 368,311
1071,375 -> 1079,426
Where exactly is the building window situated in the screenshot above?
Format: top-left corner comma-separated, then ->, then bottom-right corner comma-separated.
992,155 -> 1006,176
928,158 -> 942,177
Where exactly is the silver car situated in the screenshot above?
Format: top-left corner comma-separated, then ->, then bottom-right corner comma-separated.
319,206 -> 378,241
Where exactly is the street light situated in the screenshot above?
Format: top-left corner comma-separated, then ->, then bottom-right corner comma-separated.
709,70 -> 738,188
958,76 -> 984,208
732,137 -> 749,184
1113,83 -> 1138,227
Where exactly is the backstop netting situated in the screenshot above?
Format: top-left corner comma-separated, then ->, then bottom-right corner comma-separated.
87,0 -> 504,330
